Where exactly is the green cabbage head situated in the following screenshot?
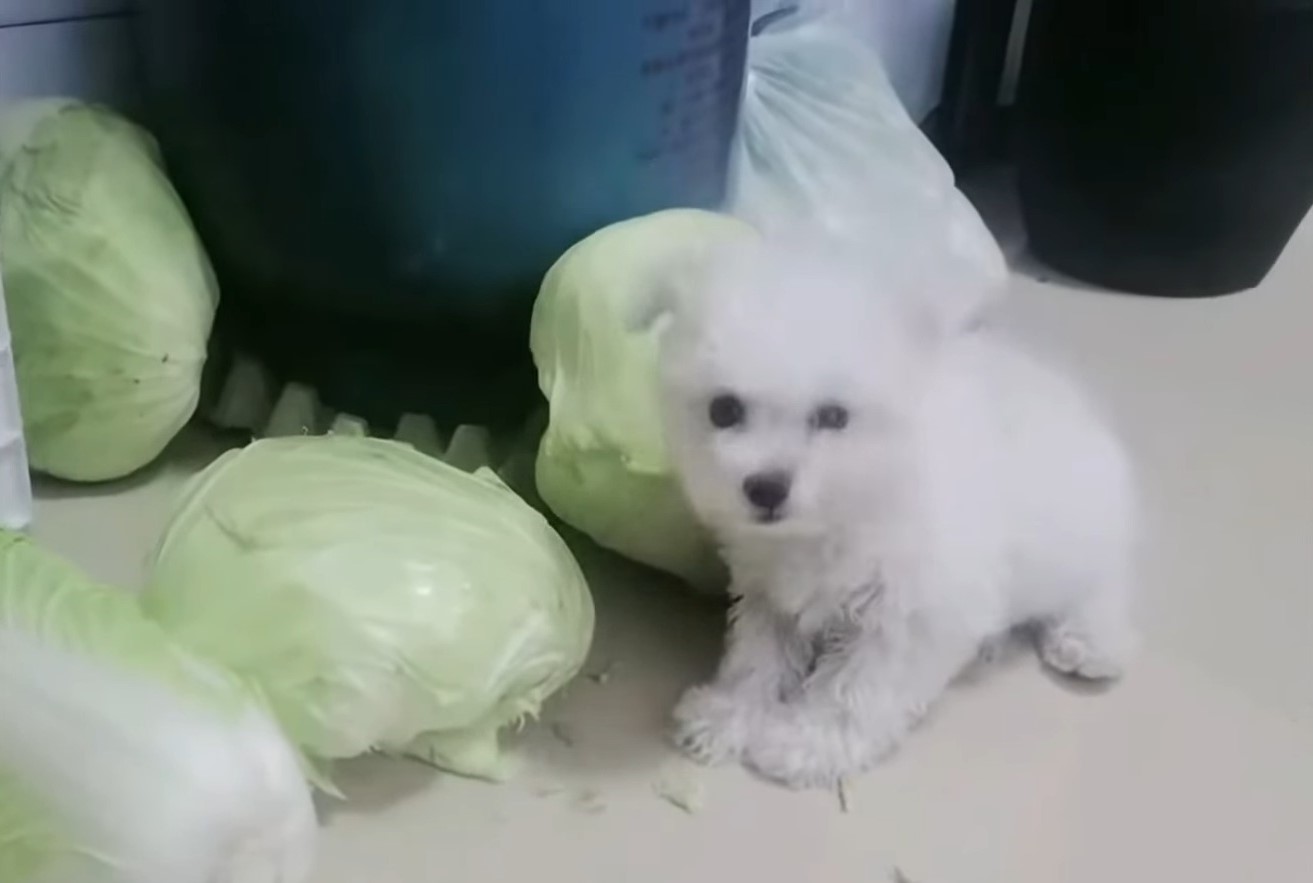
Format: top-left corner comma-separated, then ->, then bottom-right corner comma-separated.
530,209 -> 753,591
140,436 -> 595,784
0,101 -> 218,482
0,531 -> 316,883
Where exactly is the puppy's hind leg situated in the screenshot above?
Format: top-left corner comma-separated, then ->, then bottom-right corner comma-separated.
1038,573 -> 1135,682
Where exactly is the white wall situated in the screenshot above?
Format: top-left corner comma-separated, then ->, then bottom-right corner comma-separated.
0,2 -> 137,107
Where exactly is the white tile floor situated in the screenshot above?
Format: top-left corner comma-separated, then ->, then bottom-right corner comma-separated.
31,206 -> 1313,883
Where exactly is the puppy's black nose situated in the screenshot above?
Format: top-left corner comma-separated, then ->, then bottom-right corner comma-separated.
743,471 -> 791,514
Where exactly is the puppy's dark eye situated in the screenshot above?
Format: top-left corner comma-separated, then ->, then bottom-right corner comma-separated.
810,403 -> 849,432
708,394 -> 746,430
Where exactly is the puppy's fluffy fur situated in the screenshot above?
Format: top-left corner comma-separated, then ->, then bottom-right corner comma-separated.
653,235 -> 1136,789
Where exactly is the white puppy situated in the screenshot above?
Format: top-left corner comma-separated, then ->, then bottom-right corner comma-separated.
651,235 -> 1136,789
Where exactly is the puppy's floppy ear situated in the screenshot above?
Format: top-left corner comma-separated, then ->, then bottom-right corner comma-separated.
625,270 -> 680,335
897,268 -> 1005,349
927,277 -> 1004,336
915,202 -> 1009,337
624,241 -> 719,335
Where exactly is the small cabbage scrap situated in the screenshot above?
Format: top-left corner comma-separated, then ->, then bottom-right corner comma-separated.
531,209 -> 754,591
0,101 -> 218,481
0,531 -> 316,883
140,436 -> 595,782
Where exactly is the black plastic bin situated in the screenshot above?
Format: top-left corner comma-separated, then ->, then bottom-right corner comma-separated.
1016,0 -> 1313,297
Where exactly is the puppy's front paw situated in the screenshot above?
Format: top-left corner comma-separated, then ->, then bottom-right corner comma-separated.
670,685 -> 754,766
744,715 -> 882,791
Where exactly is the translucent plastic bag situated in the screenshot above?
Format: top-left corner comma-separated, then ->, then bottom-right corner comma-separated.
730,7 -> 1007,317
752,0 -> 958,121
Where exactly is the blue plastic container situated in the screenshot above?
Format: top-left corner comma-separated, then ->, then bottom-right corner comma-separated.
135,0 -> 751,321
133,0 -> 750,427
